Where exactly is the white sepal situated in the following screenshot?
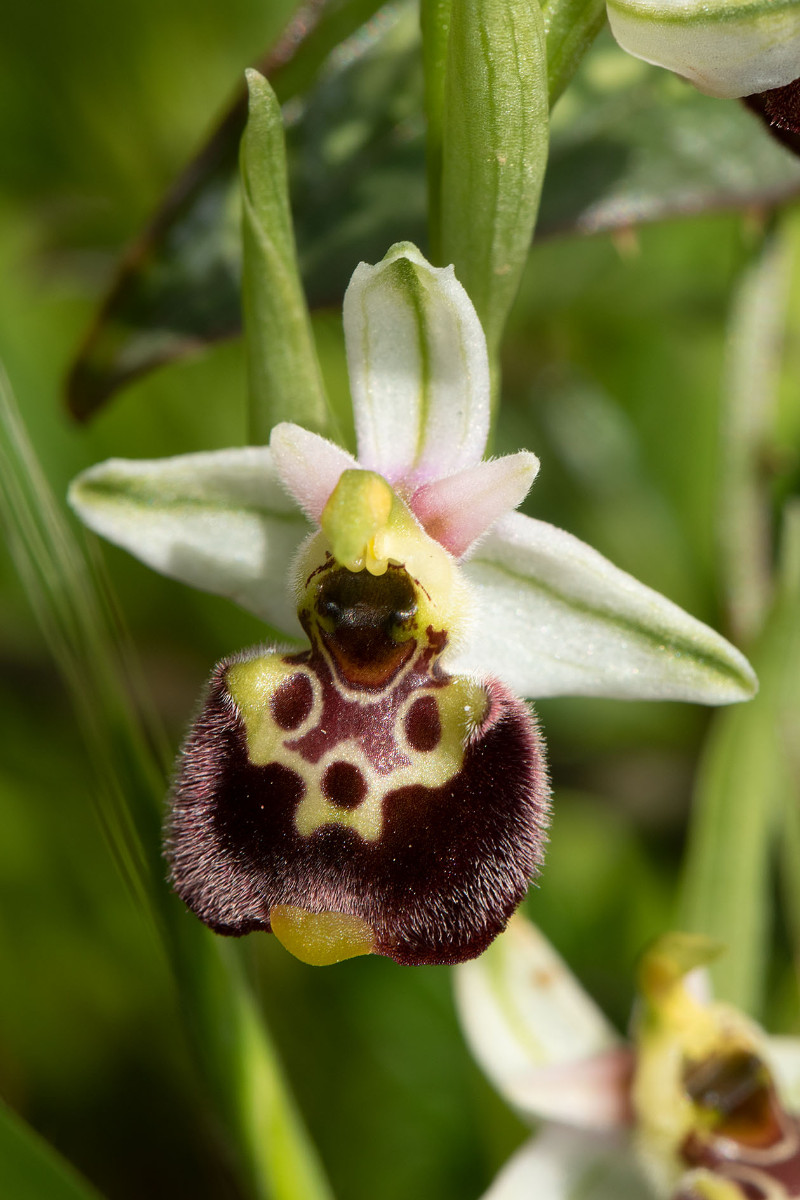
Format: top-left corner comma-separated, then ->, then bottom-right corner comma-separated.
344,242 -> 490,488
480,1127 -> 653,1200
68,447 -> 309,635
453,512 -> 757,702
607,0 -> 800,99
455,915 -> 630,1129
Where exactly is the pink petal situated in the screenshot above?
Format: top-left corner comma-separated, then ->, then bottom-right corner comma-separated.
270,422 -> 357,522
410,452 -> 539,558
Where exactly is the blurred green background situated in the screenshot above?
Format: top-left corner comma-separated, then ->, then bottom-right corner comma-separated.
1,2 -> 798,1198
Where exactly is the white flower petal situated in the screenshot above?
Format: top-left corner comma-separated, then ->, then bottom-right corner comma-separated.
343,242 -> 490,487
480,1127 -> 652,1200
68,448 -> 309,635
411,452 -> 539,559
765,1035 -> 800,1112
607,0 -> 800,99
452,512 -> 757,703
270,422 -> 357,522
455,915 -> 630,1129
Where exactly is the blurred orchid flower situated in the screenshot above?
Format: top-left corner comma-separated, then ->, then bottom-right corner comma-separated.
606,0 -> 800,102
456,915 -> 800,1199
69,242 -> 755,968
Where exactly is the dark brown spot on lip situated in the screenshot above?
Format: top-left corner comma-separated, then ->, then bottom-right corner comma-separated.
404,694 -> 441,751
321,761 -> 368,810
271,673 -> 313,730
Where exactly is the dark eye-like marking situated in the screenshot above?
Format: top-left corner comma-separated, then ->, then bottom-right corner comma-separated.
311,566 -> 419,687
404,694 -> 442,752
270,673 -> 314,730
321,761 -> 368,810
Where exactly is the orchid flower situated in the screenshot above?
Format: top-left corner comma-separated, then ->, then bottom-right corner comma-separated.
457,915 -> 800,1200
605,0 -> 800,103
69,242 -> 755,968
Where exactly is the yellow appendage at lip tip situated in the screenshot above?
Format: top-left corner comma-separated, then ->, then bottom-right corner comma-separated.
270,905 -> 376,966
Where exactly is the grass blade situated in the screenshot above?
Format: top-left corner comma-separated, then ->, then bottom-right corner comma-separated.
0,1098 -> 105,1200
0,364 -> 333,1200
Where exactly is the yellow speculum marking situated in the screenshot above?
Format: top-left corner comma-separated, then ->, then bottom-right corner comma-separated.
226,653 -> 488,843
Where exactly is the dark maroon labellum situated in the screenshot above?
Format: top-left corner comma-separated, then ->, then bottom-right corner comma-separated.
745,77 -> 800,158
167,560 -> 550,966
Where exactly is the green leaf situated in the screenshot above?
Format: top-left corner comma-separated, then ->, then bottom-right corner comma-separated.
241,70 -> 330,442
538,44 -> 800,238
439,0 -> 549,374
0,1098 -> 104,1200
65,0 -> 391,422
0,366 -> 163,918
65,21 -> 800,415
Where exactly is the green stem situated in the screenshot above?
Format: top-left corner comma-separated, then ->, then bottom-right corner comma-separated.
677,507 -> 800,1016
440,0 -> 549,423
677,225 -> 800,1017
420,0 -> 452,264
718,226 -> 790,646
774,504 -> 800,987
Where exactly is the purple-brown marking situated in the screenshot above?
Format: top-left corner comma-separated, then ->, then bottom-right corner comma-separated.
321,761 -> 367,810
168,662 -> 548,965
270,673 -> 314,730
404,694 -> 441,752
